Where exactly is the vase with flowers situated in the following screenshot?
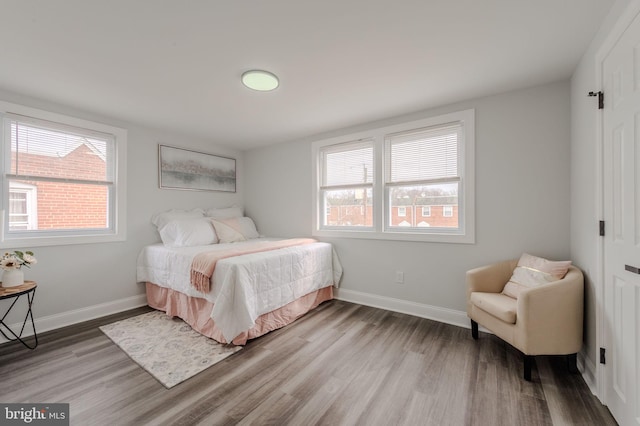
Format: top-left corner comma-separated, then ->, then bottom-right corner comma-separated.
1,250 -> 37,287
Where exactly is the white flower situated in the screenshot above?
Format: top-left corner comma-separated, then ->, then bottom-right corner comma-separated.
0,256 -> 21,271
1,250 -> 37,271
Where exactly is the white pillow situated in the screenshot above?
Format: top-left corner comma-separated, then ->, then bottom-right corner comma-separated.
210,217 -> 259,243
502,253 -> 572,299
158,217 -> 218,247
204,206 -> 243,219
151,208 -> 204,229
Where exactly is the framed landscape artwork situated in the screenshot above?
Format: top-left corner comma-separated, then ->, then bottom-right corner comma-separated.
158,145 -> 236,192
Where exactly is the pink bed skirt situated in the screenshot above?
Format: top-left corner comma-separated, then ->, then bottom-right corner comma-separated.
145,282 -> 333,345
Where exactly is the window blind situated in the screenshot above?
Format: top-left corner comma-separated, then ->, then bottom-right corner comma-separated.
7,114 -> 114,183
321,140 -> 374,187
386,123 -> 460,184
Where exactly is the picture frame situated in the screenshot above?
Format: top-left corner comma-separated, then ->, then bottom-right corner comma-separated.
158,145 -> 236,192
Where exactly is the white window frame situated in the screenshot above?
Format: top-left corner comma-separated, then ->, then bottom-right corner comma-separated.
9,182 -> 37,230
443,205 -> 454,217
317,139 -> 374,231
422,206 -> 431,217
0,101 -> 127,248
397,206 -> 407,217
312,109 -> 474,243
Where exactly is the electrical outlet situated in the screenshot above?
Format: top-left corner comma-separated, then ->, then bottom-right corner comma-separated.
395,270 -> 404,284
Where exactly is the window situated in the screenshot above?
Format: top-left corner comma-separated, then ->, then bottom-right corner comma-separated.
0,101 -> 127,247
318,140 -> 374,229
9,182 -> 37,230
386,122 -> 462,232
313,109 -> 474,243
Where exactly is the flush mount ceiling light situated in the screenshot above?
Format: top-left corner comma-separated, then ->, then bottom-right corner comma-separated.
241,70 -> 279,91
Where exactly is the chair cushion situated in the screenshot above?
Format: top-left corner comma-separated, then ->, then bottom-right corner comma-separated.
502,253 -> 572,299
470,292 -> 517,324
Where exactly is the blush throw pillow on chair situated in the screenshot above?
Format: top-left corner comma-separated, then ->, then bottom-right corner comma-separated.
502,253 -> 572,299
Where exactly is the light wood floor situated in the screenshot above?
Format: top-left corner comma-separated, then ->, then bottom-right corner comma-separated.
0,300 -> 617,425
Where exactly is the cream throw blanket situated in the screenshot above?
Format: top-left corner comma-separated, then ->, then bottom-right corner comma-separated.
190,238 -> 317,292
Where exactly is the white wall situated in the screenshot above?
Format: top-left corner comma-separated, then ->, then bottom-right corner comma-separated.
245,80 -> 571,315
0,78 -> 572,339
0,89 -> 243,329
570,0 -> 635,383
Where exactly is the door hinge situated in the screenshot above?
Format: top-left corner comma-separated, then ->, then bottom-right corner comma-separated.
599,220 -> 605,236
588,91 -> 604,109
599,91 -> 604,109
600,347 -> 606,365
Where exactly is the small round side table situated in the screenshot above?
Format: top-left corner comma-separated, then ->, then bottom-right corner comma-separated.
0,280 -> 38,349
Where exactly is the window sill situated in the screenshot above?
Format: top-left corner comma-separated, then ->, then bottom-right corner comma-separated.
312,229 -> 475,244
0,231 -> 126,249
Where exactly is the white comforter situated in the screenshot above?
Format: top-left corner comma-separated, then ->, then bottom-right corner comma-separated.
136,238 -> 342,342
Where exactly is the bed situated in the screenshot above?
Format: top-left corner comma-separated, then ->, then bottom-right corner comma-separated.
137,237 -> 342,345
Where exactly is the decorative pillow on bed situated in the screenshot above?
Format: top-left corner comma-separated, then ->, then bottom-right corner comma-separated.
204,206 -> 243,219
151,208 -> 205,229
210,217 -> 259,243
158,217 -> 219,247
502,253 -> 572,299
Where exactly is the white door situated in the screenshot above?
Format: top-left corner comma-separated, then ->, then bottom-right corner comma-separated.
603,9 -> 640,426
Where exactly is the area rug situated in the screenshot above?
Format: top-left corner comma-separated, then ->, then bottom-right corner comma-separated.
100,310 -> 242,388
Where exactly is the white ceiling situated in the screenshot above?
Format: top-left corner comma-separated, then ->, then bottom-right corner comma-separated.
0,1 -> 614,150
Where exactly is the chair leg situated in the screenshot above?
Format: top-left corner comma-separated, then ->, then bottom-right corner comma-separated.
524,355 -> 533,381
567,353 -> 578,374
471,319 -> 478,340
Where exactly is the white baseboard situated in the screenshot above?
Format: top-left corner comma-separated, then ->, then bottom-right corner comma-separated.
335,288 -> 471,329
0,293 -> 147,344
578,347 -> 598,397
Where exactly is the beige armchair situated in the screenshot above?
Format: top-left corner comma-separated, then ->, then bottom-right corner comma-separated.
466,259 -> 584,380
